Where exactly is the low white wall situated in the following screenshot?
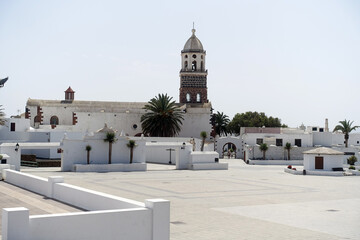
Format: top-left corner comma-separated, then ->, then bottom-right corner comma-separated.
73,163 -> 146,172
53,183 -> 144,211
29,208 -> 152,240
250,160 -> 303,165
2,170 -> 49,196
190,151 -> 219,164
0,164 -> 10,179
2,170 -> 170,240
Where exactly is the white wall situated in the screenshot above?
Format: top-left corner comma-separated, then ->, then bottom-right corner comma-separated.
244,145 -> 314,161
27,101 -> 212,139
146,142 -> 192,165
216,136 -> 242,158
61,133 -> 146,171
242,133 -> 313,147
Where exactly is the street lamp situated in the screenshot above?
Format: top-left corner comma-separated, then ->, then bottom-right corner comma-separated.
15,143 -> 19,152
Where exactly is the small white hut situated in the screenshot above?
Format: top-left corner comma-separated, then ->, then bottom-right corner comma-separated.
303,147 -> 344,171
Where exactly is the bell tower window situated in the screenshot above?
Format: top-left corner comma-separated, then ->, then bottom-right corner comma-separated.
196,93 -> 201,102
186,93 -> 191,102
201,61 -> 204,71
192,61 -> 197,71
184,61 -> 188,69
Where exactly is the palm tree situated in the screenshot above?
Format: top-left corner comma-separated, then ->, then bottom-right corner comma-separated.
200,131 -> 207,151
127,140 -> 136,164
104,132 -> 117,164
333,120 -> 359,147
284,142 -> 291,160
259,143 -> 268,160
141,94 -> 184,137
85,145 -> 92,164
214,111 -> 230,136
0,105 -> 5,125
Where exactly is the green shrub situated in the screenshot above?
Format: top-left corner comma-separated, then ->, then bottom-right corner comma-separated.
347,156 -> 357,165
0,155 -> 2,160
349,165 -> 355,170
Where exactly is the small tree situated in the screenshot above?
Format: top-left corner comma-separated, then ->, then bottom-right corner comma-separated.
85,145 -> 92,164
348,156 -> 357,166
127,140 -> 136,164
104,132 -> 117,164
259,143 -> 268,160
200,131 -> 207,151
284,142 -> 291,160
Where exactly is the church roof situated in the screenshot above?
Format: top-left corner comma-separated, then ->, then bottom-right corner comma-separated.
183,29 -> 204,53
26,99 -> 212,112
303,147 -> 344,155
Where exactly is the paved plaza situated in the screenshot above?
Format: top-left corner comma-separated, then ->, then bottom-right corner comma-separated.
2,159 -> 360,240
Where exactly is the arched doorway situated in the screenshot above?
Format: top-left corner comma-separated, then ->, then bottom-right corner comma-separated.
222,142 -> 237,158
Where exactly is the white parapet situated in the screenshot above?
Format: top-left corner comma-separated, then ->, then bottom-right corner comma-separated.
2,207 -> 29,240
73,162 -> 147,172
189,151 -> 228,170
1,169 -> 170,240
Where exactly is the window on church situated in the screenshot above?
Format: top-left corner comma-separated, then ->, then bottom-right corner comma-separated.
50,116 -> 59,125
184,61 -> 188,69
185,55 -> 188,58
201,61 -> 204,71
196,93 -> 201,102
192,54 -> 196,58
192,61 -> 197,71
186,93 -> 191,102
201,55 -> 204,59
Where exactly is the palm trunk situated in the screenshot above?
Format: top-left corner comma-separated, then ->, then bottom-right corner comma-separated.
130,148 -> 133,164
345,134 -> 349,148
287,150 -> 290,160
108,142 -> 112,164
87,151 -> 90,164
263,151 -> 266,160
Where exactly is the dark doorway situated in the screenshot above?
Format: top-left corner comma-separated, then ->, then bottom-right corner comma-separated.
10,122 -> 15,131
315,156 -> 324,169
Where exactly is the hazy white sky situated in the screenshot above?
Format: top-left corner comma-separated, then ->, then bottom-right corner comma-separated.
0,0 -> 359,130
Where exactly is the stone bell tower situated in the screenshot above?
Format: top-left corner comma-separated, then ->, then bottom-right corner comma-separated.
179,28 -> 208,104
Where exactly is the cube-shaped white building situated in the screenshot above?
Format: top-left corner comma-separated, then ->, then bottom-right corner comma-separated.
303,147 -> 344,171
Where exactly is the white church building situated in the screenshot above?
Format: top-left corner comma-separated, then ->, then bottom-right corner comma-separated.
24,28 -> 212,138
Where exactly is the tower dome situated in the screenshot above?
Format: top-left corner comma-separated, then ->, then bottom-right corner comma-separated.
183,29 -> 204,52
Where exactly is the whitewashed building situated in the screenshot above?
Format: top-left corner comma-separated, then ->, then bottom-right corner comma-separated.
25,28 -> 212,139
303,147 -> 344,171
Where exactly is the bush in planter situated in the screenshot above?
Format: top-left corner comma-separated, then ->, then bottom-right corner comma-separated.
349,165 -> 355,170
292,168 -> 297,171
0,155 -> 2,160
287,165 -> 292,169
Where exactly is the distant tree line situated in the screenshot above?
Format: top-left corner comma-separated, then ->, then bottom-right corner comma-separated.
211,111 -> 287,137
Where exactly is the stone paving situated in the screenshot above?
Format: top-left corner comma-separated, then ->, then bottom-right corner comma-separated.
5,159 -> 360,239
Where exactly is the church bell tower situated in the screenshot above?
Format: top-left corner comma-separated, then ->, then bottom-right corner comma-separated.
179,28 -> 208,104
